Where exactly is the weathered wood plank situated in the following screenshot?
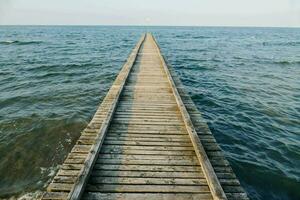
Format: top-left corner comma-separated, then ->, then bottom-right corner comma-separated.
98,154 -> 198,160
82,193 -> 213,200
48,183 -> 73,192
108,130 -> 188,135
89,177 -> 208,185
101,145 -> 195,151
93,164 -> 202,172
100,149 -> 196,156
96,158 -> 199,166
104,136 -> 190,142
91,170 -> 204,178
106,133 -> 189,139
103,140 -> 193,146
85,184 -> 211,193
42,192 -> 69,200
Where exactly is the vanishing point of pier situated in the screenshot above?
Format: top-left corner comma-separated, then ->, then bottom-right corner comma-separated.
42,33 -> 248,200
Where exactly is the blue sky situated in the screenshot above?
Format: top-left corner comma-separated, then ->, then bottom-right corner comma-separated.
0,0 -> 299,27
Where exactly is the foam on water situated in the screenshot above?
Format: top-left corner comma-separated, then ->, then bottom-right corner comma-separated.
0,40 -> 43,45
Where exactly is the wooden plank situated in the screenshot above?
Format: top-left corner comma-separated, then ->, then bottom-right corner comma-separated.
114,109 -> 180,114
114,111 -> 178,115
48,183 -> 73,192
101,145 -> 195,151
112,118 -> 183,123
110,121 -> 184,126
108,130 -> 188,135
93,164 -> 202,172
114,114 -> 179,119
98,154 -> 198,161
96,158 -> 199,166
103,140 -> 193,147
82,193 -> 213,200
120,100 -> 178,106
85,184 -> 210,193
61,164 -> 84,170
108,124 -> 187,132
89,177 -> 208,185
104,136 -> 190,142
53,176 -> 77,184
117,104 -> 179,109
99,149 -> 195,156
57,170 -> 80,177
64,158 -> 85,164
42,192 -> 69,200
91,170 -> 204,178
106,133 -> 189,138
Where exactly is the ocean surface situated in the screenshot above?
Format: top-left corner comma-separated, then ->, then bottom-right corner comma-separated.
0,26 -> 299,199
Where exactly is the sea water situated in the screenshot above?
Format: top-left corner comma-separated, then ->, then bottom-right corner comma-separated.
0,26 -> 299,199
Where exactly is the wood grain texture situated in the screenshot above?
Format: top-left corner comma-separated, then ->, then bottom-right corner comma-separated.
42,33 -> 248,200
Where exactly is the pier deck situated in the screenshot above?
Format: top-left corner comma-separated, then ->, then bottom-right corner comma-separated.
42,33 -> 248,200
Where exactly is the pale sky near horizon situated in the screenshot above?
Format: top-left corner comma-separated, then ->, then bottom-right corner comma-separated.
0,0 -> 299,27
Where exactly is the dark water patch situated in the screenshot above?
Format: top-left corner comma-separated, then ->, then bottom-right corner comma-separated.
175,33 -> 192,38
0,115 -> 87,198
232,158 -> 300,200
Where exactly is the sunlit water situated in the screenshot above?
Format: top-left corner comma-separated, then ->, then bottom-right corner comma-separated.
0,26 -> 299,200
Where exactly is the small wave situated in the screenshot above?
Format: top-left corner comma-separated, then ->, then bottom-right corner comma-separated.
0,71 -> 14,76
0,40 -> 43,45
193,36 -> 213,39
175,34 -> 191,39
263,41 -> 300,47
233,56 -> 245,60
184,48 -> 206,53
181,58 -> 203,62
175,35 -> 213,40
274,60 -> 300,65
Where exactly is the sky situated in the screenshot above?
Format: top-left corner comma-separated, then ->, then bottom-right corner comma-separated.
0,0 -> 299,27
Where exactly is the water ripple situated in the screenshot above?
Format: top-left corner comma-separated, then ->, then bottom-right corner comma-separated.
0,26 -> 299,199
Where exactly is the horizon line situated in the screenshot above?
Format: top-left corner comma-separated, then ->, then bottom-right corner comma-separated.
0,24 -> 299,28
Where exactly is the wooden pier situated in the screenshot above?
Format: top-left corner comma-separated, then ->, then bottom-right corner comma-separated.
42,33 -> 248,200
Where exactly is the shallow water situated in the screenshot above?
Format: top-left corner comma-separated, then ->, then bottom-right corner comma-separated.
0,26 -> 299,199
